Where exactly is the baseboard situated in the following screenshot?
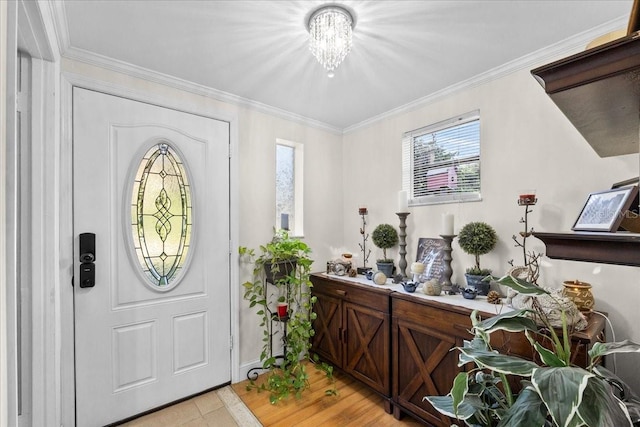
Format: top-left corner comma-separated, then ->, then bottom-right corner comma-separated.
237,359 -> 263,383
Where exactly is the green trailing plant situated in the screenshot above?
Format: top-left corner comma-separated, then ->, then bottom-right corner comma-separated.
371,223 -> 399,263
457,221 -> 498,276
239,230 -> 336,403
425,274 -> 640,427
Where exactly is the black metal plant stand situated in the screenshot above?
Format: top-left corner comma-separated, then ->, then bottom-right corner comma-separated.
246,280 -> 291,380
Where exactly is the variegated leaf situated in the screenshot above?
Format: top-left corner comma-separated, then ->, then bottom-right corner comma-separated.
459,347 -> 538,376
423,395 -> 475,420
532,367 -> 593,427
497,386 -> 547,427
451,372 -> 469,417
475,309 -> 538,334
578,375 -> 633,427
533,342 -> 567,367
589,339 -> 640,361
494,274 -> 549,295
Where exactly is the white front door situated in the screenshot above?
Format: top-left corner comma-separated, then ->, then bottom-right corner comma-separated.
73,87 -> 231,426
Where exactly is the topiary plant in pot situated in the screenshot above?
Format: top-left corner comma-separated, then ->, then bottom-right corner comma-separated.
457,221 -> 498,295
425,274 -> 640,427
239,229 -> 336,403
371,223 -> 399,278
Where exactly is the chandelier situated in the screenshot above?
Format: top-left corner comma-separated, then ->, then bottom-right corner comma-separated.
307,5 -> 354,77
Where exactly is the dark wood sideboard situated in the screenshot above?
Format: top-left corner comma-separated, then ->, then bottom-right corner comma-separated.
310,273 -> 394,413
310,273 -> 606,427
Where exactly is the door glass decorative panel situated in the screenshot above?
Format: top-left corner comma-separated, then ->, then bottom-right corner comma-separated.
131,142 -> 192,289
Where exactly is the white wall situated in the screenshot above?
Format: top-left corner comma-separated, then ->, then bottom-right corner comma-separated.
61,59 -> 344,374
342,65 -> 640,392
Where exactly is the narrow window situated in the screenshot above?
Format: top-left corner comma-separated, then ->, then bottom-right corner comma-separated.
131,142 -> 192,288
276,139 -> 304,236
402,111 -> 481,206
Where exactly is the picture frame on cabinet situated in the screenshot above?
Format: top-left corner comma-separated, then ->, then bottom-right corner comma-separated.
415,237 -> 446,282
572,185 -> 638,232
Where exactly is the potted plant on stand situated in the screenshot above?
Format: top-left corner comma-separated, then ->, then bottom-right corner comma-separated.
371,223 -> 399,278
457,221 -> 498,295
239,229 -> 336,403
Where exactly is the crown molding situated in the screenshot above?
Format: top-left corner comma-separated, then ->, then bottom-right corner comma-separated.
62,45 -> 343,135
49,2 -> 342,135
343,16 -> 628,134
49,0 -> 627,137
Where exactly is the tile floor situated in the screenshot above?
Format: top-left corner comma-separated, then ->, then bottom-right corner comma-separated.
119,386 -> 262,427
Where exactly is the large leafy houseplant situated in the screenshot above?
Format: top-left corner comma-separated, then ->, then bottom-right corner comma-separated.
239,230 -> 335,403
425,275 -> 640,427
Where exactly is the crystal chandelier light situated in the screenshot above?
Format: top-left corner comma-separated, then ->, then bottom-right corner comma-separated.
307,5 -> 354,78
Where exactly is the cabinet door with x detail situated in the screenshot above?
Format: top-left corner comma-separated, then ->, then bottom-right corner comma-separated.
344,302 -> 391,395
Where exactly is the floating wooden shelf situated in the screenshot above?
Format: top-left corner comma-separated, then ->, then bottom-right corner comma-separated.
534,231 -> 640,266
531,34 -> 640,158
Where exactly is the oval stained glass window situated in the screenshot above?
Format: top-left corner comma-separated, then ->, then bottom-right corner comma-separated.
131,142 -> 192,288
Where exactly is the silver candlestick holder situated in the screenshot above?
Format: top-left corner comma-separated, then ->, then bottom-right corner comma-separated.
439,234 -> 457,294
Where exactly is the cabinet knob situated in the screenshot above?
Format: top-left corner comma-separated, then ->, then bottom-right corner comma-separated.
336,289 -> 346,296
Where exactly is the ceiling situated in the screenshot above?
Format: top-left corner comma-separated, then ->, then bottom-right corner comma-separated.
53,1 -> 633,131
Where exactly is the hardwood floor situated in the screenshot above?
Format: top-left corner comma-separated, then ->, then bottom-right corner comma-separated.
232,364 -> 425,426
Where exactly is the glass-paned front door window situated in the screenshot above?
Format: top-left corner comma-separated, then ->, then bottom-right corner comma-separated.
131,142 -> 192,288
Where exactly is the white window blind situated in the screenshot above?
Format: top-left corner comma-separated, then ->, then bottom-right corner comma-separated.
402,111 -> 481,206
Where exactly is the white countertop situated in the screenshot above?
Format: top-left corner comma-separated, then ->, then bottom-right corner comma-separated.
318,272 -> 512,316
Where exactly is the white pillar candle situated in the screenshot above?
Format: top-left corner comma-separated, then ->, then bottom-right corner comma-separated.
398,190 -> 408,212
442,213 -> 454,235
411,262 -> 425,274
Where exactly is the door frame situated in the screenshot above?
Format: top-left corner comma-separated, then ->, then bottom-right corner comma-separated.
4,2 -> 60,426
59,72 -> 240,426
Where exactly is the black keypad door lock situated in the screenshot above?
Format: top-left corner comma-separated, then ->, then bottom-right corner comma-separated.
79,233 -> 96,288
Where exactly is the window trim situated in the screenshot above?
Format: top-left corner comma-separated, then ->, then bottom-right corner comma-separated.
402,110 -> 481,206
275,138 -> 304,237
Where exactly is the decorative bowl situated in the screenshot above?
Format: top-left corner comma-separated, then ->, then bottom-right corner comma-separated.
461,288 -> 478,300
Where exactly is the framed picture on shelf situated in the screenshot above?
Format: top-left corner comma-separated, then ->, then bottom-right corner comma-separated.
572,186 -> 638,232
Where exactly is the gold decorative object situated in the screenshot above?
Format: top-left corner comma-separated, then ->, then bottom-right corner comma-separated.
487,290 -> 501,304
562,280 -> 594,312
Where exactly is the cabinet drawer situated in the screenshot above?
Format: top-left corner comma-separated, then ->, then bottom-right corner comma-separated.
311,275 -> 390,312
392,298 -> 472,338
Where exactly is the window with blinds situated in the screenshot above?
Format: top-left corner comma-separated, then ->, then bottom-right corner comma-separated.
402,111 -> 481,206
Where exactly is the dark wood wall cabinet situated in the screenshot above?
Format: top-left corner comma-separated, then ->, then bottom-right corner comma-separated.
530,34 -> 640,267
531,34 -> 640,158
534,231 -> 640,267
311,273 -> 606,427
